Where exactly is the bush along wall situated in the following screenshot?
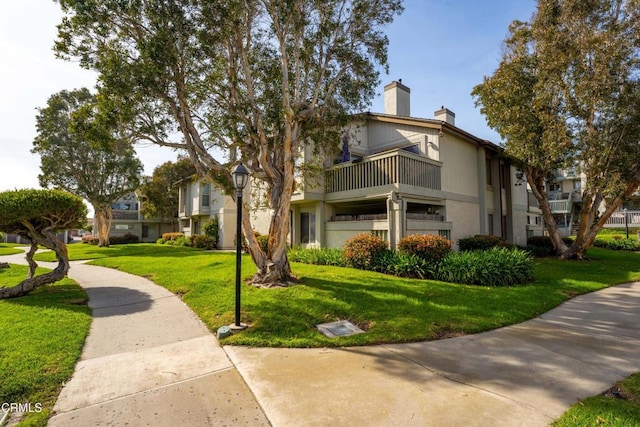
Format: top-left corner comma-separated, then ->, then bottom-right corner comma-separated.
292,233 -> 534,286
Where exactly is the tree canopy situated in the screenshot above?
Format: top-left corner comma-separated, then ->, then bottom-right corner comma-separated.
140,158 -> 197,229
55,0 -> 403,284
33,88 -> 143,247
473,0 -> 640,259
0,189 -> 86,299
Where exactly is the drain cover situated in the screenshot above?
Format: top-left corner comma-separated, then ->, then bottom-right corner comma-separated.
316,320 -> 364,338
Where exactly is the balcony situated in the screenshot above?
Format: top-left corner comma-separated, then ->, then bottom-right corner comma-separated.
112,210 -> 139,220
325,149 -> 441,196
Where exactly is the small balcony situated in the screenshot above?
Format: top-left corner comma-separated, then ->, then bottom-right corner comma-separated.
547,191 -> 580,214
112,210 -> 139,220
325,149 -> 441,197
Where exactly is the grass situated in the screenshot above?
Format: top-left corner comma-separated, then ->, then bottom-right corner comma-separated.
0,265 -> 91,426
37,243 -> 640,348
0,244 -> 24,256
554,372 -> 640,426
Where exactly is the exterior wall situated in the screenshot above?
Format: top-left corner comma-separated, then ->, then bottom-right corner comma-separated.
325,220 -> 389,249
439,133 -> 479,197
445,199 -> 480,247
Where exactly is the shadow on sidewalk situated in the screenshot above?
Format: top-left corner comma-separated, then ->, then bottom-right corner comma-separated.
86,286 -> 154,317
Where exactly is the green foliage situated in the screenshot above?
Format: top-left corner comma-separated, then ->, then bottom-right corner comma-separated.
343,233 -> 388,270
398,234 -> 451,263
594,238 -> 640,252
256,235 -> 269,254
437,248 -> 534,287
109,233 -> 140,245
288,247 -> 346,267
0,189 -> 87,235
190,234 -> 216,250
55,0 -> 403,282
458,234 -> 511,251
33,88 -> 143,209
527,236 -> 574,257
473,1 -> 640,259
372,250 -> 435,279
203,215 -> 219,246
140,159 -> 196,224
156,238 -> 165,245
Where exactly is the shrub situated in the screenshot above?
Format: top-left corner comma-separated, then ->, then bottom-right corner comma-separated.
109,233 -> 139,245
191,234 -> 216,249
162,232 -> 185,241
173,236 -> 190,247
82,234 -> 98,244
288,247 -> 346,266
343,233 -> 388,270
156,238 -> 165,245
458,234 -> 510,251
203,216 -> 219,246
526,235 -> 574,257
372,250 -> 435,279
595,238 -> 640,251
398,234 -> 451,263
437,247 -> 534,286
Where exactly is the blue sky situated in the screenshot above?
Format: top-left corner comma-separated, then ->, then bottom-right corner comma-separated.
0,0 -> 537,193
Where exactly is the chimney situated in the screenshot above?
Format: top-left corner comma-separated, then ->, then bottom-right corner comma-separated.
384,80 -> 410,116
434,106 -> 455,126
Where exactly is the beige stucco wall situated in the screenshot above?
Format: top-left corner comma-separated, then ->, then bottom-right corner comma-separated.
325,220 -> 389,249
439,134 -> 479,197
445,199 -> 480,247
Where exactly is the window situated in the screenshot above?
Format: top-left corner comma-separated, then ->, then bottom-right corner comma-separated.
300,212 -> 316,244
142,225 -> 149,238
201,184 -> 210,207
401,144 -> 420,154
438,230 -> 451,240
500,164 -> 508,189
486,159 -> 492,186
113,224 -> 133,230
573,180 -> 582,190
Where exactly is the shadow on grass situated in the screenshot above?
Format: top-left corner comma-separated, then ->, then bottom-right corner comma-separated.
5,282 -> 91,314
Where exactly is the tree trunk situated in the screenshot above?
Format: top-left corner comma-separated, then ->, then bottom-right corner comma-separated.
527,171 -> 569,254
94,205 -> 112,247
0,230 -> 70,299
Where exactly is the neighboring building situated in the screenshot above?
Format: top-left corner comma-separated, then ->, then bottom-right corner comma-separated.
110,191 -> 174,243
177,81 -> 541,249
543,166 -> 585,236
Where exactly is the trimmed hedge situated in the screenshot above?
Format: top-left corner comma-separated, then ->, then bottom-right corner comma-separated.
526,235 -> 574,257
594,238 -> 640,251
343,233 -> 388,270
458,234 -> 511,251
83,233 -> 139,245
398,234 -> 451,263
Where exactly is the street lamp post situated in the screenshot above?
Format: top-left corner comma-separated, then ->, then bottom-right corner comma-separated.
231,162 -> 249,330
624,208 -> 629,239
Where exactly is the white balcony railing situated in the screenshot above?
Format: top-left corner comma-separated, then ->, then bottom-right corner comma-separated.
326,149 -> 441,194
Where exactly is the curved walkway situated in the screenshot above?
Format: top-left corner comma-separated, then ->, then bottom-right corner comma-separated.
2,250 -> 640,426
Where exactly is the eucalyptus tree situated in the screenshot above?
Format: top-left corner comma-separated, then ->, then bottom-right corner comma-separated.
0,189 -> 86,299
33,88 -> 143,247
54,0 -> 403,284
473,0 -> 640,259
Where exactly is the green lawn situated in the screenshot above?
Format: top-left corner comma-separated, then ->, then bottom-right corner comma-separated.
36,243 -> 640,347
554,372 -> 640,426
0,244 -> 24,256
0,265 -> 91,426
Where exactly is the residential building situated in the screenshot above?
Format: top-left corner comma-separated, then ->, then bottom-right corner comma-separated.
177,81 -> 540,249
110,191 -> 174,242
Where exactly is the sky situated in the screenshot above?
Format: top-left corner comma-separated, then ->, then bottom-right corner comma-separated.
0,0 -> 537,194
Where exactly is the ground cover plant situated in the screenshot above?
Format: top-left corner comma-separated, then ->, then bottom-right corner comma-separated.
49,243 -> 640,348
0,265 -> 91,426
554,372 -> 640,426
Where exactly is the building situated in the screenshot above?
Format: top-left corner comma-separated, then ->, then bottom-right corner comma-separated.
110,191 -> 174,243
289,81 -> 535,249
176,81 -> 540,249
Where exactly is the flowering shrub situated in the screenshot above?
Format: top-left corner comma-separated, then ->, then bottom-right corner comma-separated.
343,233 -> 388,270
162,232 -> 185,241
398,234 -> 451,263
82,234 -> 98,244
458,234 -> 511,251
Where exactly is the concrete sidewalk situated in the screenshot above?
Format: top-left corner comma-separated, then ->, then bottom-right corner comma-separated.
3,249 -> 640,426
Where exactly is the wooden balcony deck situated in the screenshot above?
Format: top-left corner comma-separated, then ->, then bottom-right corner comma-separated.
325,149 -> 441,195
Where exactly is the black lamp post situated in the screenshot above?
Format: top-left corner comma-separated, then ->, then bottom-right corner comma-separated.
624,208 -> 629,239
231,162 -> 249,330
